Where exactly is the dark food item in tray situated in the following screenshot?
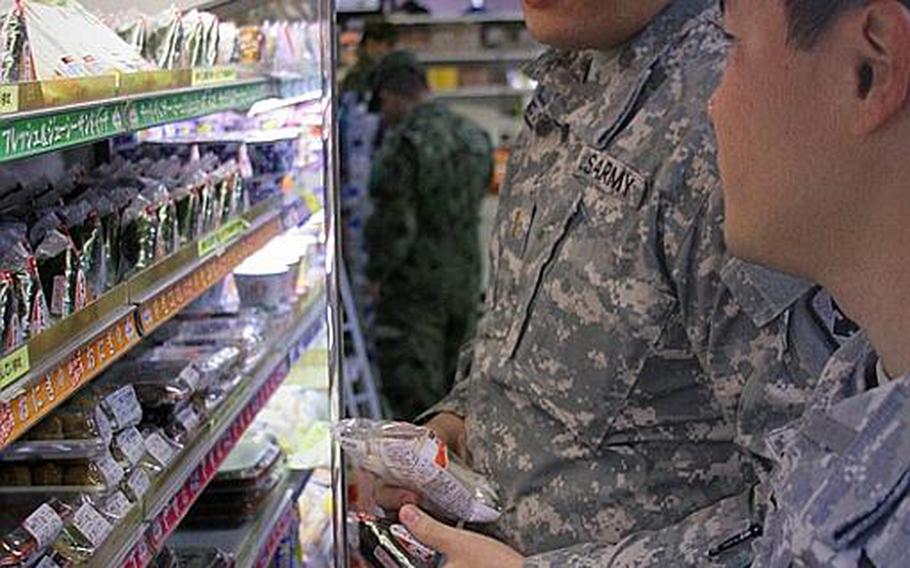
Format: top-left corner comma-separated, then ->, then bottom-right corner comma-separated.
355,514 -> 444,568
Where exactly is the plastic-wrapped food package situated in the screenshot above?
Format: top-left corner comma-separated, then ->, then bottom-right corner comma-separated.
186,434 -> 285,524
0,450 -> 124,490
0,3 -> 28,83
0,499 -> 73,567
24,405 -> 113,444
110,427 -> 147,469
144,8 -> 182,70
139,345 -> 242,393
78,384 -> 143,434
334,419 -> 502,523
104,360 -> 198,408
245,131 -> 298,176
59,201 -> 104,305
32,222 -> 80,322
216,22 -> 238,65
237,25 -> 262,64
117,193 -> 157,281
0,437 -> 108,463
140,429 -> 180,472
51,501 -> 114,564
0,227 -> 49,344
353,514 -> 444,568
75,191 -> 119,293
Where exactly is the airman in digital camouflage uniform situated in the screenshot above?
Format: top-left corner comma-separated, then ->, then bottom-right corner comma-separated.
365,52 -> 492,420
383,1 -> 848,566
710,0 -> 910,565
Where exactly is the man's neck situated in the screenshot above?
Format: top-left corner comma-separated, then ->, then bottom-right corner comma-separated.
824,195 -> 910,378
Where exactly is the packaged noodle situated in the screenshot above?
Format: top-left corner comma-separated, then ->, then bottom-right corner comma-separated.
333,419 -> 501,523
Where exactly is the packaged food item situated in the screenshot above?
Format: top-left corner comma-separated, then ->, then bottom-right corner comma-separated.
144,8 -> 182,70
0,225 -> 50,343
32,222 -> 80,321
103,360 -> 197,408
138,345 -> 242,393
141,430 -> 180,471
94,385 -> 143,433
334,419 -> 501,523
111,427 -> 147,468
59,201 -> 104,304
245,131 -> 299,176
115,201 -> 147,281
216,22 -> 238,65
24,405 -> 112,444
237,25 -> 263,64
211,432 -> 282,489
0,437 -> 108,463
120,470 -> 150,507
96,490 -> 134,522
52,501 -> 113,563
0,499 -> 73,567
12,0 -> 152,80
0,3 -> 28,83
353,514 -> 444,568
0,271 -> 14,353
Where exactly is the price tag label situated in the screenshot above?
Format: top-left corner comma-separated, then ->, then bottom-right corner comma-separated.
178,365 -> 201,392
103,386 -> 142,430
96,453 -> 125,488
191,67 -> 238,86
0,86 -> 19,114
102,490 -> 134,519
116,427 -> 146,466
175,406 -> 200,433
72,503 -> 113,547
0,346 -> 30,391
23,503 -> 64,549
197,218 -> 250,257
126,468 -> 151,501
145,432 -> 176,467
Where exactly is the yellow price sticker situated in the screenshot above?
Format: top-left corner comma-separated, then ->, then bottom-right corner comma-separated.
191,67 -> 238,87
0,85 -> 19,114
0,346 -> 30,391
303,193 -> 321,215
198,218 -> 250,257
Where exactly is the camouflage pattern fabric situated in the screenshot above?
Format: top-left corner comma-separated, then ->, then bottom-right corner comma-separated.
420,0 -> 845,562
366,101 -> 492,420
754,333 -> 910,567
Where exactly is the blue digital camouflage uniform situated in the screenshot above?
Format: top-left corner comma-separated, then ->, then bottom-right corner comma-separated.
367,100 -> 492,421
753,333 -> 910,567
420,0 -> 847,564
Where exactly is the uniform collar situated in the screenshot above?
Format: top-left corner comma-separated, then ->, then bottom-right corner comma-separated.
523,0 -> 718,149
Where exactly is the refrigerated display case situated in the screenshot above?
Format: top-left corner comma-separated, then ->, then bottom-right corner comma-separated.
0,0 -> 347,566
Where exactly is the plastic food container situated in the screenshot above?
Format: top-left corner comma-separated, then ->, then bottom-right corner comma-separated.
233,261 -> 294,310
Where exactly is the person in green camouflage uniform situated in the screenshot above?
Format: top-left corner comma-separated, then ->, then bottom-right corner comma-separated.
340,19 -> 398,103
365,52 -> 493,420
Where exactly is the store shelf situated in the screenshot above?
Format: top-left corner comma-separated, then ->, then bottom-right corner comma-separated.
0,77 -> 272,163
95,288 -> 327,568
432,86 -> 535,100
248,89 -> 323,117
417,49 -> 542,65
386,12 -> 525,25
166,469 -> 313,568
0,197 -> 295,451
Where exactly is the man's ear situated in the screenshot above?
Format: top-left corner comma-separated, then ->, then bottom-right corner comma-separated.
853,0 -> 910,134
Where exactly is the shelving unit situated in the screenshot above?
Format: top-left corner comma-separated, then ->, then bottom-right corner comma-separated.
0,0 -> 343,566
416,48 -> 541,64
95,289 -> 326,568
386,12 -> 525,25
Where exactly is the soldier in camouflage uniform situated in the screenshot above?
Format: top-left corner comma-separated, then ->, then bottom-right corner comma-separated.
709,0 -> 910,565
365,52 -> 492,420
384,1 -> 849,566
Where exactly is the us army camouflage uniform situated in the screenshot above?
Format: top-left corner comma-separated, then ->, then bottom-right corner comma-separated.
753,333 -> 910,567
420,0 -> 846,564
366,101 -> 492,421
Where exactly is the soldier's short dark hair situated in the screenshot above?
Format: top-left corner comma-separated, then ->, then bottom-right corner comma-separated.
784,0 -> 910,47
